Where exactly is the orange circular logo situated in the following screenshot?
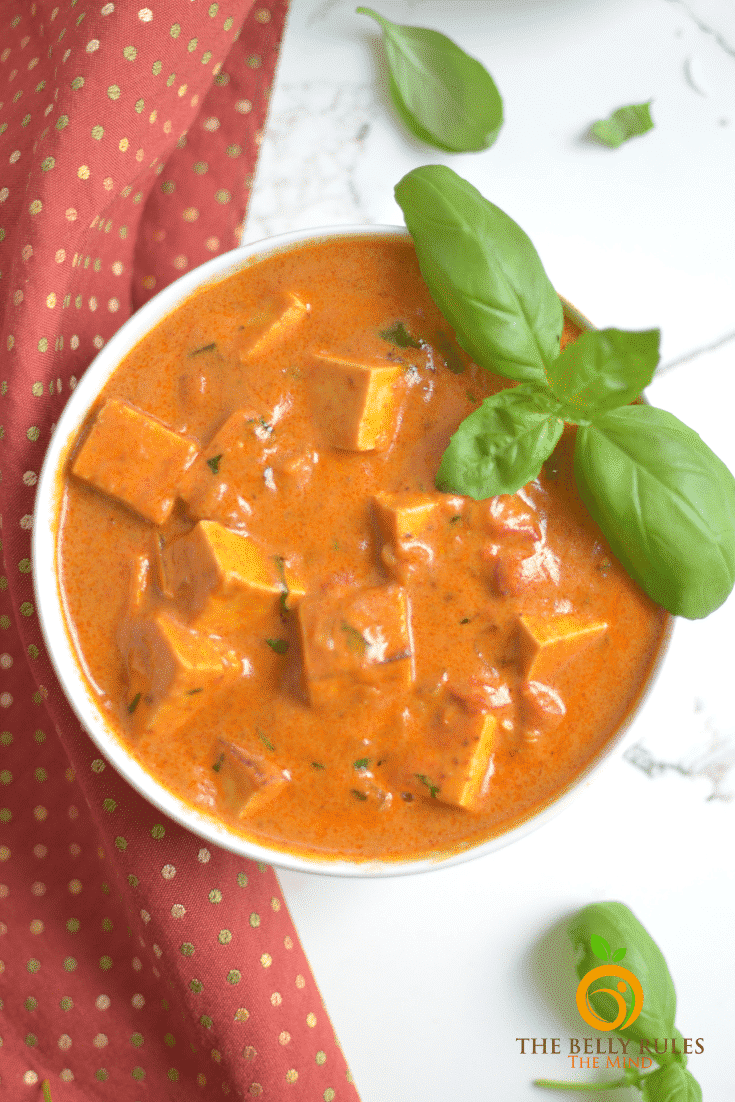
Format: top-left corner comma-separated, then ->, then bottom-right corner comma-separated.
575,964 -> 644,1031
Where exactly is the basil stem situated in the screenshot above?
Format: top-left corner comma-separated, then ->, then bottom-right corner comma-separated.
395,166 -> 563,385
437,385 -> 563,498
547,328 -> 660,422
591,101 -> 654,148
357,8 -> 502,153
575,406 -> 735,618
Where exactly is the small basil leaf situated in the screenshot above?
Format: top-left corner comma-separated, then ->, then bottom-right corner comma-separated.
547,328 -> 660,420
591,100 -> 654,148
436,385 -> 563,499
574,405 -> 735,618
640,1063 -> 702,1102
395,166 -> 563,385
357,8 -> 503,153
569,903 -> 678,1058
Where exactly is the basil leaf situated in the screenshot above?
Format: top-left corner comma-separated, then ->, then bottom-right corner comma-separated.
395,166 -> 563,385
357,8 -> 503,153
640,1064 -> 702,1102
574,405 -> 735,618
569,903 -> 678,1059
591,101 -> 654,148
437,385 -> 563,498
547,328 -> 660,421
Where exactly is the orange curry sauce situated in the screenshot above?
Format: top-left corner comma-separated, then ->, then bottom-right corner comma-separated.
58,236 -> 668,861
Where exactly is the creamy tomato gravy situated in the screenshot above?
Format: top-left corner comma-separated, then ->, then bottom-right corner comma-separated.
58,236 -> 668,861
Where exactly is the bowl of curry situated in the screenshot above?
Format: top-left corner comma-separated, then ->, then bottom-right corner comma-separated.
33,226 -> 671,874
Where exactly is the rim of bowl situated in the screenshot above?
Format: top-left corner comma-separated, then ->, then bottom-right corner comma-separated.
32,223 -> 673,878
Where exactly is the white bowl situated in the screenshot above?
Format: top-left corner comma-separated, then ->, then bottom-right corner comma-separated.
33,225 -> 672,877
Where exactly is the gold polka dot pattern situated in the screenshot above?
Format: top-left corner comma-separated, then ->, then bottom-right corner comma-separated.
0,1 -> 358,1098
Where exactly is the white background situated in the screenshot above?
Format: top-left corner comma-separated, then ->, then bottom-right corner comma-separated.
243,3 -> 735,1097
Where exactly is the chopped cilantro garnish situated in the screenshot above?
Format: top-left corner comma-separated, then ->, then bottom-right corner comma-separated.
450,514 -> 462,523
340,620 -> 368,655
351,789 -> 368,801
273,555 -> 291,614
257,728 -> 275,752
415,773 -> 440,799
311,762 -> 326,770
265,638 -> 289,655
206,454 -> 222,474
379,321 -> 422,349
353,757 -> 370,770
187,687 -> 203,694
460,617 -> 471,624
212,752 -> 225,773
42,1083 -> 53,1102
189,342 -> 217,356
127,692 -> 141,714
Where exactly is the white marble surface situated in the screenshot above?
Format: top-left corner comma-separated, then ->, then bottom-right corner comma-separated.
243,2 -> 734,1097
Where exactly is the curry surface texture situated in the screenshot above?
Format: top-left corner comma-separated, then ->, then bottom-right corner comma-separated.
58,236 -> 668,862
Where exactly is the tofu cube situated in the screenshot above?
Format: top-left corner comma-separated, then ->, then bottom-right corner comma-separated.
212,739 -> 290,818
124,611 -> 237,736
518,614 -> 607,682
373,491 -> 440,545
237,292 -> 309,360
307,352 -> 404,451
72,399 -> 198,524
298,584 -> 414,706
178,409 -> 266,529
401,704 -> 497,812
164,520 -> 305,622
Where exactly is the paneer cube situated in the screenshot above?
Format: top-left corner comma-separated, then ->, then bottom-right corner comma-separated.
164,519 -> 305,622
179,409 -> 267,529
518,614 -> 607,682
307,353 -> 404,451
212,739 -> 290,818
373,491 -> 440,545
72,399 -> 198,524
298,584 -> 414,706
124,611 -> 238,736
237,292 -> 309,360
400,703 -> 497,812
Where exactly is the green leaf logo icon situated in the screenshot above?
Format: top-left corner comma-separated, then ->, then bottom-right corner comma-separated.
590,934 -> 611,962
611,947 -> 627,962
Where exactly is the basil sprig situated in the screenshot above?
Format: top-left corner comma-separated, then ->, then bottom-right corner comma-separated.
356,9 -> 503,153
394,165 -> 735,618
536,903 -> 702,1101
591,101 -> 654,148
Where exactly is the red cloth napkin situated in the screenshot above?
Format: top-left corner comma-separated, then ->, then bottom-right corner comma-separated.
0,2 -> 360,1099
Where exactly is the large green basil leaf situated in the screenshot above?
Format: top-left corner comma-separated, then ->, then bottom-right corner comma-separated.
436,385 -> 563,498
357,9 -> 503,153
547,328 -> 660,421
395,166 -> 563,386
640,1064 -> 702,1102
574,405 -> 735,618
591,101 -> 654,148
569,903 -> 679,1062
